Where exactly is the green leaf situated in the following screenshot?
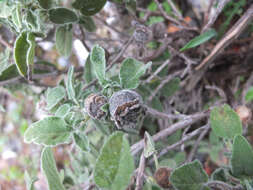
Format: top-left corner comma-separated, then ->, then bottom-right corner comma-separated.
180,29 -> 217,51
37,0 -> 53,9
72,0 -> 107,16
49,8 -> 78,24
90,45 -> 107,85
24,171 -> 37,190
24,116 -> 71,146
73,133 -> 90,152
210,104 -> 242,139
84,55 -> 93,83
231,135 -> 253,178
46,86 -> 66,110
245,87 -> 253,103
211,168 -> 227,182
56,25 -> 73,57
170,160 -> 208,190
41,147 -> 66,190
144,131 -> 156,158
120,58 -> 152,89
66,66 -> 78,104
14,32 -> 35,78
11,5 -> 22,32
94,132 -> 135,190
160,77 -> 180,97
79,16 -> 96,32
0,64 -> 19,81
0,48 -> 10,75
55,104 -> 71,118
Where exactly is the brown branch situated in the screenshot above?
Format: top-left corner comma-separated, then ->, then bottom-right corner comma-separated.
0,35 -> 13,49
131,111 -> 208,155
196,4 -> 253,70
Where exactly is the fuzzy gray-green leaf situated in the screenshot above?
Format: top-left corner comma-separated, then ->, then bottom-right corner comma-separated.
24,116 -> 71,146
41,147 -> 66,190
73,133 -> 90,152
170,160 -> 208,190
73,0 -> 107,16
94,132 -> 134,190
210,104 -> 242,139
56,25 -> 73,57
120,58 -> 152,89
90,45 -> 106,85
66,66 -> 77,104
46,86 -> 66,110
231,135 -> 253,178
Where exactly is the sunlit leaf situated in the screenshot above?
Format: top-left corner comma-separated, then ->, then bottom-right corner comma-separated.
24,117 -> 71,146
55,25 -> 73,57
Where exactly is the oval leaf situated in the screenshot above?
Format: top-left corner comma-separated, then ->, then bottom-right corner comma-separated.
180,29 -> 217,51
24,116 -> 71,146
170,160 -> 208,190
56,25 -> 73,57
49,8 -> 78,24
120,58 -> 152,89
46,86 -> 66,110
66,66 -> 77,104
41,147 -> 66,190
37,0 -> 53,9
90,45 -> 106,85
210,104 -> 242,139
55,104 -> 71,118
94,132 -> 135,190
73,0 -> 107,16
231,135 -> 253,178
14,32 -> 35,78
0,64 -> 19,81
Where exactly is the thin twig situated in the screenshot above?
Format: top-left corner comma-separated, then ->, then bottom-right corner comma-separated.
186,124 -> 210,162
144,105 -> 187,120
135,153 -> 146,190
147,71 -> 182,102
144,59 -> 172,83
205,85 -> 227,103
148,124 -> 209,165
131,111 -> 208,156
196,4 -> 253,70
202,0 -> 232,33
167,0 -> 183,21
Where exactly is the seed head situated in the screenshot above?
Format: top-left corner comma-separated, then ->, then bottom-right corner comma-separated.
109,90 -> 145,129
154,167 -> 172,188
84,94 -> 107,120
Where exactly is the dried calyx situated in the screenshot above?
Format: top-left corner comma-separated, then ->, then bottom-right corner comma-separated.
109,90 -> 145,129
154,167 -> 172,188
84,93 -> 107,120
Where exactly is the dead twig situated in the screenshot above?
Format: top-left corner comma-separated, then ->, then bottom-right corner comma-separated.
135,153 -> 146,190
202,0 -> 232,33
196,4 -> 253,70
148,124 -> 209,165
131,111 -> 208,156
186,124 -> 210,162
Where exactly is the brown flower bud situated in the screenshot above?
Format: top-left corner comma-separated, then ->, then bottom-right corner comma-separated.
109,90 -> 145,129
235,105 -> 252,125
154,167 -> 172,188
84,94 -> 107,119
